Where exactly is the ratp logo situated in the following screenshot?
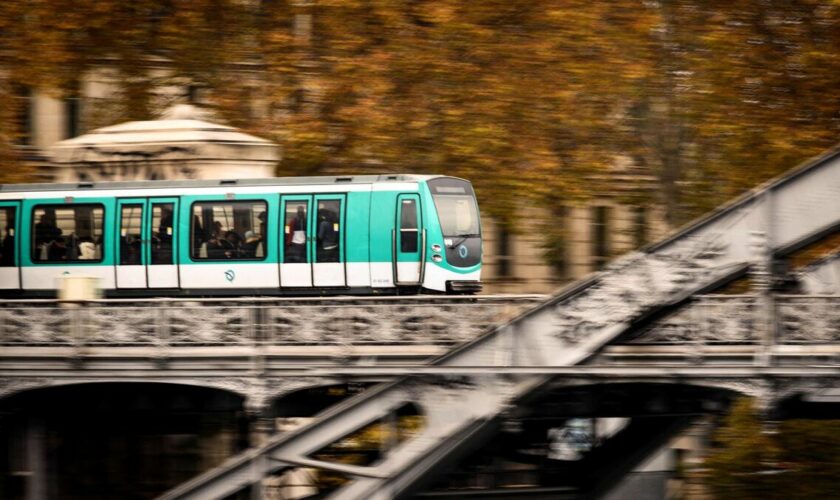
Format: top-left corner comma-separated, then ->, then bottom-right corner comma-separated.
458,245 -> 468,258
224,270 -> 235,282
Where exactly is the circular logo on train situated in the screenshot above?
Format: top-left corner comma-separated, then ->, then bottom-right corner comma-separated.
224,269 -> 236,283
458,244 -> 469,259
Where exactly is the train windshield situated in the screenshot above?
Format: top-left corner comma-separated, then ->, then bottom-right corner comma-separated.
428,178 -> 480,237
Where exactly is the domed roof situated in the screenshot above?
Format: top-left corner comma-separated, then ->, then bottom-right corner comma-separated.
50,104 -> 279,164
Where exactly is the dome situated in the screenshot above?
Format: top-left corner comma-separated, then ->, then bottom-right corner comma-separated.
49,104 -> 280,182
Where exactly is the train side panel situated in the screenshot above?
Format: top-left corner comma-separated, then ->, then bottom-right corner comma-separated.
368,188 -> 400,288
3,176 -> 480,296
19,197 -> 117,290
345,190 -> 372,288
176,193 -> 279,290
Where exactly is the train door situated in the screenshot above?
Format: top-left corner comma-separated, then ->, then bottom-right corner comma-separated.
0,201 -> 20,290
312,194 -> 345,287
115,197 -> 179,289
280,196 -> 312,287
394,194 -> 423,285
280,194 -> 346,288
147,198 -> 179,289
115,199 -> 147,288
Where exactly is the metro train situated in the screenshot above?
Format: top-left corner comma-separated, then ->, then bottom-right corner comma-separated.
0,175 -> 482,297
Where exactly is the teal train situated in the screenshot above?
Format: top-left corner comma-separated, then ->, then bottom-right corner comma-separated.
0,175 -> 482,297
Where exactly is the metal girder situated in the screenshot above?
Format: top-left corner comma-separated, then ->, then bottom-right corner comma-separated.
158,148 -> 840,500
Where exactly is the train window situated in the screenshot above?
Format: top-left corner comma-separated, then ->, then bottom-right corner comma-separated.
0,207 -> 15,267
316,200 -> 340,263
190,200 -> 267,261
31,204 -> 104,263
284,201 -> 308,263
400,199 -> 418,253
119,204 -> 143,266
433,196 -> 478,237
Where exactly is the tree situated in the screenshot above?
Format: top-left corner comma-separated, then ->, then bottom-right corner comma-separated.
705,397 -> 840,499
704,398 -> 783,499
2,0 -> 840,249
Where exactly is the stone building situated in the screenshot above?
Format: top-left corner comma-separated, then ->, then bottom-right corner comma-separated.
48,104 -> 279,183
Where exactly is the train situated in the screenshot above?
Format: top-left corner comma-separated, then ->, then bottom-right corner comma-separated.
0,175 -> 482,297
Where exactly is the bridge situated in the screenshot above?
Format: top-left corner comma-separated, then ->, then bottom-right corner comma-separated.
2,146 -> 840,499
0,295 -> 544,408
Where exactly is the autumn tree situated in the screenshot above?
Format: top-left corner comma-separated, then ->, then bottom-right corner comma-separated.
1,0 -> 840,244
705,397 -> 840,499
704,398 -> 783,499
0,0 -> 253,182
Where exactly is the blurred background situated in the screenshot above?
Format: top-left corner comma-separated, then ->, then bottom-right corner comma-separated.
2,4 -> 840,499
2,0 -> 839,293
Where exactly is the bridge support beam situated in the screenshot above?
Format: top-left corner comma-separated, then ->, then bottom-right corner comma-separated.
750,230 -> 777,368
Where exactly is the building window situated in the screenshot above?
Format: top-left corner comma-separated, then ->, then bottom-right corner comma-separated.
545,206 -> 568,278
32,205 -> 104,262
15,86 -> 32,146
634,206 -> 647,248
191,201 -> 267,260
591,206 -> 611,271
65,96 -> 81,139
496,225 -> 512,278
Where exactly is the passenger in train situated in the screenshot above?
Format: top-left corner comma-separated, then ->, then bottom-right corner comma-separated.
78,236 -> 97,260
223,231 -> 241,258
192,215 -> 204,255
154,207 -> 174,264
287,206 -> 307,263
257,212 -> 266,256
65,233 -> 79,260
241,230 -> 260,258
206,227 -> 228,259
317,209 -> 338,262
121,233 -> 142,265
34,209 -> 64,260
0,225 -> 13,266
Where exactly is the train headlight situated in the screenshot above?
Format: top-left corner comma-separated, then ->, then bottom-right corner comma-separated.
431,244 -> 442,253
432,254 -> 443,263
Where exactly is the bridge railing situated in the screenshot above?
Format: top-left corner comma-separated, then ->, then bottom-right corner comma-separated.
628,295 -> 760,345
606,295 -> 840,362
777,295 -> 840,344
1,295 -> 836,350
0,296 -> 543,348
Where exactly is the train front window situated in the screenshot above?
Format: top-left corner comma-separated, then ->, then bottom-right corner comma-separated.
428,178 -> 480,238
434,196 -> 479,237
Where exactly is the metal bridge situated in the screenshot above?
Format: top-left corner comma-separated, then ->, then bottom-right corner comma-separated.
0,295 -> 544,406
2,147 -> 840,499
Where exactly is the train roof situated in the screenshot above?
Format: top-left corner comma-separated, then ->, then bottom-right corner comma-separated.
0,174 -> 445,193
